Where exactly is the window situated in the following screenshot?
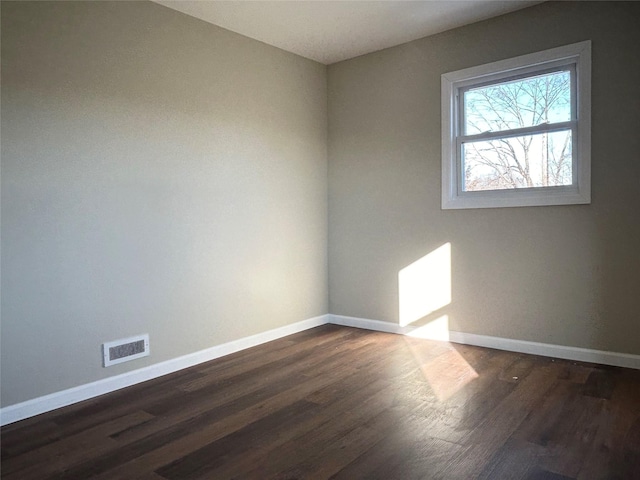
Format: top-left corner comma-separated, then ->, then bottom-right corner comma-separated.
441,41 -> 591,209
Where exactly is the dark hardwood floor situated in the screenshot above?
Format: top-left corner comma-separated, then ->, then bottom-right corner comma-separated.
2,325 -> 639,479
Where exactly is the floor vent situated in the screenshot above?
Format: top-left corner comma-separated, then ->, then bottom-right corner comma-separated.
102,334 -> 150,367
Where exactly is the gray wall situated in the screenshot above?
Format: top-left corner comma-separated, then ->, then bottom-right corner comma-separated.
1,1 -> 328,407
3,0 -> 639,410
328,1 -> 640,354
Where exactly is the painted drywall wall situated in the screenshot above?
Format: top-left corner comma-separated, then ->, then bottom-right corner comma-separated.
328,1 -> 640,354
1,1 -> 328,407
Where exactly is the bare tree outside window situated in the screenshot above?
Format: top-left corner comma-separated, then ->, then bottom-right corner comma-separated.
462,71 -> 573,192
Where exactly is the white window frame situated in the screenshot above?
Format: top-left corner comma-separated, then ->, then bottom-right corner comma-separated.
441,41 -> 591,210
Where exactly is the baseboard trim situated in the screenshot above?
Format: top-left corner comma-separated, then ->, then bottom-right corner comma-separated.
0,315 -> 329,426
4,313 -> 638,425
329,314 -> 404,334
328,314 -> 640,370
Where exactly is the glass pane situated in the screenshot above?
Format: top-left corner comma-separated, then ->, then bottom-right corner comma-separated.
462,130 -> 573,192
464,70 -> 571,135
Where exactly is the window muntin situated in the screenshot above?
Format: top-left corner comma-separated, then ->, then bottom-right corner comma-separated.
441,41 -> 591,209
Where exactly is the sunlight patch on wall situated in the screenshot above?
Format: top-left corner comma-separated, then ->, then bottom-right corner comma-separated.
398,243 -> 451,327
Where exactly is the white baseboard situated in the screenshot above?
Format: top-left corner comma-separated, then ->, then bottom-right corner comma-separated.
328,314 -> 640,370
3,313 -> 638,426
0,315 -> 329,426
329,314 -> 405,334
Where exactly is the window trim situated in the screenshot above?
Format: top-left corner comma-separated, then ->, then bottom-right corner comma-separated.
441,41 -> 591,210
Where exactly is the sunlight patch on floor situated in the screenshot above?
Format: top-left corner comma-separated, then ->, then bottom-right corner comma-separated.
420,347 -> 479,401
404,338 -> 479,402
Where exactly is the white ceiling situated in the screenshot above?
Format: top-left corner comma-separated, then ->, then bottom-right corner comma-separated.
154,1 -> 543,65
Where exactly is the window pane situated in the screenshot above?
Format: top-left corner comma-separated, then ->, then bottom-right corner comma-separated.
464,70 -> 571,135
462,130 -> 573,192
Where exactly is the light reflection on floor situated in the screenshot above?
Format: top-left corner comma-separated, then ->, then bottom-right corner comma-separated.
404,332 -> 479,402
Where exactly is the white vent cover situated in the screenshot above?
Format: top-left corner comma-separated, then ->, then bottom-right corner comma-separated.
102,334 -> 150,367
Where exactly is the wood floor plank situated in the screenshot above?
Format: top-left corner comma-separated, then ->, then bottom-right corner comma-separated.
536,393 -> 610,478
78,331 -> 403,479
269,422 -> 385,480
196,375 -> 402,479
106,328 -> 377,445
181,325 -> 363,392
1,411 -> 154,480
576,368 -> 640,480
155,399 -> 323,480
526,468 -> 575,480
0,419 -> 62,460
476,436 -> 550,480
581,368 -> 617,399
438,361 -> 565,479
2,325 -> 638,480
409,347 -> 520,444
333,414 -> 463,480
202,345 -> 422,479
512,379 -> 579,447
233,387 -> 400,479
